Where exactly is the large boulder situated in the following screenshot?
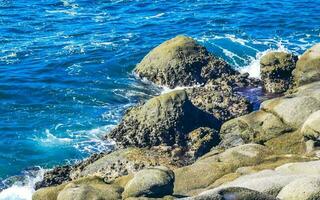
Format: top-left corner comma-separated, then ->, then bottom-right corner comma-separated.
260,52 -> 297,93
134,35 -> 236,88
185,187 -> 278,200
220,110 -> 291,147
57,178 -> 122,200
261,95 -> 320,129
122,167 -> 174,198
33,177 -> 122,200
213,160 -> 320,198
301,110 -> 320,141
277,177 -> 320,200
294,43 -> 320,87
174,144 -> 271,195
107,90 -> 219,148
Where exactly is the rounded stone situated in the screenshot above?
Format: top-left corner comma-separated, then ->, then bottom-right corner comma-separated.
134,35 -> 235,88
123,167 -> 174,198
277,177 -> 320,200
294,43 -> 320,87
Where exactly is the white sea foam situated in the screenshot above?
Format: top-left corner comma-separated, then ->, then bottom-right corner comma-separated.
38,129 -> 73,145
240,42 -> 289,78
0,169 -> 45,200
145,13 -> 165,19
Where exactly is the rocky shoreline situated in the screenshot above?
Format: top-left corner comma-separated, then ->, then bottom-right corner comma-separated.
33,36 -> 320,200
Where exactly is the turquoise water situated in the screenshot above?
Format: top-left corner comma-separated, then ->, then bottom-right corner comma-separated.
0,0 -> 320,195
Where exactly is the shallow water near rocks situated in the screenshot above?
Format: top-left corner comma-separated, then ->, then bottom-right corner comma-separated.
0,0 -> 320,198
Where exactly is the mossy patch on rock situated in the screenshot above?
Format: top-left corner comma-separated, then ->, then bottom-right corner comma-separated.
264,131 -> 305,154
173,144 -> 271,195
186,84 -> 252,123
220,110 -> 291,147
107,90 -> 220,152
33,176 -> 122,200
72,148 -> 175,183
123,167 -> 174,198
134,35 -> 236,88
294,43 -> 320,87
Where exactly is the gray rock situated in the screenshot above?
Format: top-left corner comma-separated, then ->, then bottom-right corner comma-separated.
174,144 -> 271,195
122,167 -> 174,198
260,52 -> 297,93
220,110 -> 291,147
134,35 -> 236,88
294,43 -> 320,87
277,177 -> 320,200
301,110 -> 320,141
57,182 -> 122,200
184,187 -> 278,200
261,95 -> 320,129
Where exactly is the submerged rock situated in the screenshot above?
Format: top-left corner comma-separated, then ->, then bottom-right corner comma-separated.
123,167 -> 174,198
134,35 -> 236,88
260,52 -> 297,94
107,90 -> 219,149
294,43 -> 320,87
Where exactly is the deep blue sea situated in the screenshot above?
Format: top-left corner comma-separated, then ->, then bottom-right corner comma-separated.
0,0 -> 320,199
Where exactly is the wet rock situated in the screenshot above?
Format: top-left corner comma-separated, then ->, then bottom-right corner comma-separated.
186,84 -> 253,123
35,165 -> 72,189
107,90 -> 219,148
134,35 -> 236,88
260,52 -> 297,93
123,167 -> 174,198
186,127 -> 219,160
294,43 -> 320,87
71,148 -> 175,183
277,177 -> 320,200
36,153 -> 105,189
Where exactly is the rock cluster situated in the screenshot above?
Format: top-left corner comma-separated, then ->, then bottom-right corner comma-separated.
260,52 -> 297,93
33,37 -> 320,200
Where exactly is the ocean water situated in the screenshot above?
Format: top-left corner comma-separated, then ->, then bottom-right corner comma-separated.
0,0 -> 320,199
